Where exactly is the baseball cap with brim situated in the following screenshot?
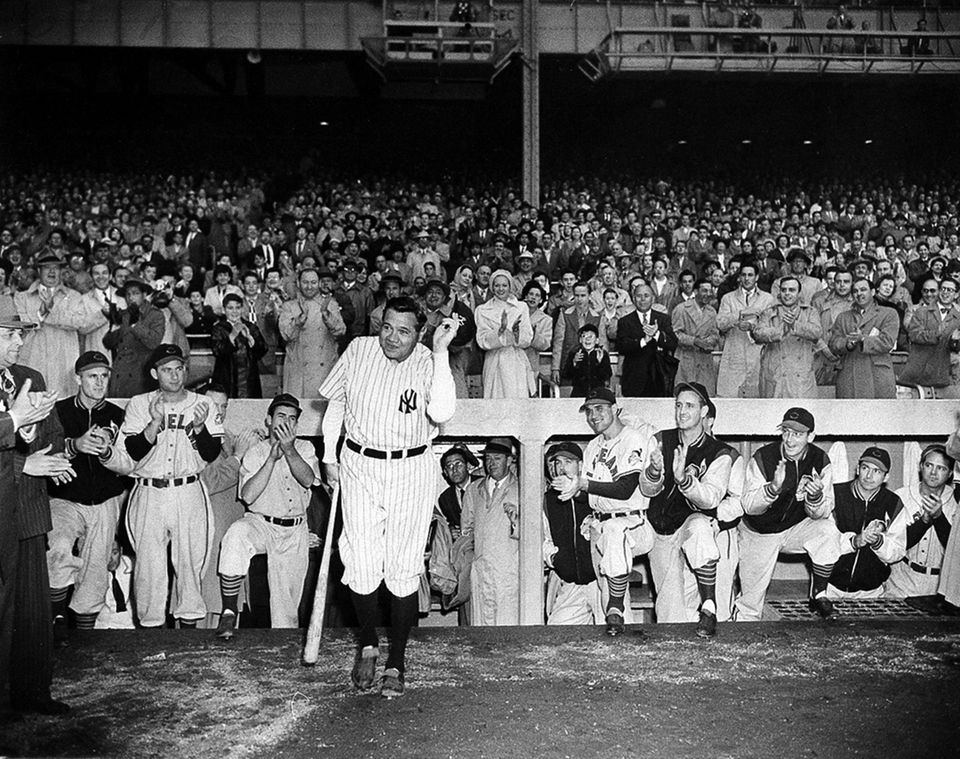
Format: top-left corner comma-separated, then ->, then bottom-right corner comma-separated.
150,343 -> 186,368
860,446 -> 891,472
579,387 -> 617,412
779,407 -> 815,433
267,393 -> 302,417
546,441 -> 583,462
674,382 -> 711,407
483,437 -> 513,456
315,268 -> 336,281
75,351 -> 111,374
0,298 -> 36,330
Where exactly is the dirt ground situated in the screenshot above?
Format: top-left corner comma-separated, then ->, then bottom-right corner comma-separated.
3,619 -> 960,759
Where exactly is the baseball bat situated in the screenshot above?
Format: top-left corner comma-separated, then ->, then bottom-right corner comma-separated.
302,481 -> 340,666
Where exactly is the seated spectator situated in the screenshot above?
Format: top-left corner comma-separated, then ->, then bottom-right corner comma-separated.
828,278 -> 899,399
828,447 -> 906,599
752,276 -> 822,399
737,408 -> 840,621
211,293 -> 268,399
542,442 -> 602,625
903,18 -> 933,56
475,269 -> 533,398
459,438 -> 520,626
672,278 -> 720,395
885,444 -> 957,599
900,276 -> 960,391
564,323 -> 612,397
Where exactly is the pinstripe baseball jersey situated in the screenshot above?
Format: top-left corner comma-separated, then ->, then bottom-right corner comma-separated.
583,422 -> 656,514
319,336 -> 441,449
118,390 -> 224,478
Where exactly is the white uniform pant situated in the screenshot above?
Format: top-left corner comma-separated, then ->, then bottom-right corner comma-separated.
884,560 -> 941,599
126,479 -> 211,627
339,447 -> 439,597
593,514 -> 655,579
219,513 -> 309,628
825,584 -> 884,600
716,526 -> 739,623
735,518 -> 842,622
648,513 -> 719,623
545,572 -> 603,625
47,495 -> 124,615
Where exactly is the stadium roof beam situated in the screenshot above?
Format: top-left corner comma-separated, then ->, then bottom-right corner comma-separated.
581,27 -> 960,79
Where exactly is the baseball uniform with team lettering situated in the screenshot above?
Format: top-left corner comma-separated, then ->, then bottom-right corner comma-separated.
113,390 -> 222,626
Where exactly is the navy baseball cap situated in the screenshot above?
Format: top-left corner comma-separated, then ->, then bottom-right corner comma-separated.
150,344 -> 186,368
75,351 -> 111,374
579,387 -> 617,412
780,407 -> 815,433
267,393 -> 302,417
546,441 -> 583,462
860,446 -> 891,472
674,382 -> 711,407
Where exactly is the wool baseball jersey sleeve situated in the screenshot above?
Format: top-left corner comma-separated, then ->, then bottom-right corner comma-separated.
238,438 -> 320,517
319,337 -> 451,451
583,425 -> 652,514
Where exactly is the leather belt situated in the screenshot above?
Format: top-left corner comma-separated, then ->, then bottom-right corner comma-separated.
596,509 -> 643,521
346,439 -> 428,460
261,514 -> 304,527
909,560 -> 940,576
141,474 -> 199,488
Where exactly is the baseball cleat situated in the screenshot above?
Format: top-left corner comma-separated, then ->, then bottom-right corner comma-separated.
604,611 -> 625,637
215,611 -> 237,640
53,615 -> 70,649
809,596 -> 835,620
696,609 -> 717,638
351,646 -> 380,691
380,667 -> 405,699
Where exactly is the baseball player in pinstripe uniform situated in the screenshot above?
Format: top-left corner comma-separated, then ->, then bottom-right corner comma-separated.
319,295 -> 460,698
104,344 -> 223,628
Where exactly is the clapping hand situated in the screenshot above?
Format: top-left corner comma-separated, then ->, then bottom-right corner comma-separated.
23,444 -> 76,484
771,458 -> 787,493
190,401 -> 209,436
920,492 -> 943,523
672,443 -> 688,483
232,428 -> 262,460
646,439 -> 664,478
10,378 -> 56,428
75,425 -> 108,456
274,418 -> 297,455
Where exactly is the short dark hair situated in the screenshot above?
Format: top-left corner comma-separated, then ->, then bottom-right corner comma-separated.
242,271 -> 261,283
739,260 -> 759,277
204,382 -> 228,396
521,280 -> 547,301
383,295 -> 426,331
679,269 -> 696,281
214,264 -> 233,279
852,276 -> 875,290
778,275 -> 802,291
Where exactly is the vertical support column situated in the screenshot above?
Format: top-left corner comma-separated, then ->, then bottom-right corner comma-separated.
521,0 -> 540,207
517,436 -> 544,625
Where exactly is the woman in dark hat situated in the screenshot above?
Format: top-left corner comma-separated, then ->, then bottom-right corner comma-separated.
210,293 -> 267,398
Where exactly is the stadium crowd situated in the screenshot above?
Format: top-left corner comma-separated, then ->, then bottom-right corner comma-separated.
4,167 -> 960,710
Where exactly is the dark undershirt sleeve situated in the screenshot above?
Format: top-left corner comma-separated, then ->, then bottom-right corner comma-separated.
586,472 -> 641,501
125,431 -> 155,461
193,426 -> 223,463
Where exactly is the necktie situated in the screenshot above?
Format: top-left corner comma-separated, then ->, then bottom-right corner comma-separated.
111,571 -> 127,613
248,300 -> 257,322
0,369 -> 14,410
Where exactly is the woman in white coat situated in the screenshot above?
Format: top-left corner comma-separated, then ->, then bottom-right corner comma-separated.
475,269 -> 534,398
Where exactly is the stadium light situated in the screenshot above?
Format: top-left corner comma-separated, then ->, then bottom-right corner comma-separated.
864,139 -> 874,145
802,140 -> 812,145
741,139 -> 752,145
320,121 -> 330,127
677,140 -> 688,145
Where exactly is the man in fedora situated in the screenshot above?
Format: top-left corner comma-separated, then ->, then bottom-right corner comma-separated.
102,279 -> 165,398
14,250 -> 107,398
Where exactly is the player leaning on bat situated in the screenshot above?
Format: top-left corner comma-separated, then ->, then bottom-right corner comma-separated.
319,295 -> 461,699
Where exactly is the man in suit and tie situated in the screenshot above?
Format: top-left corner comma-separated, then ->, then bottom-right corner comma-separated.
291,226 -> 318,262
248,230 -> 276,272
536,232 -> 568,282
0,301 -> 73,717
240,271 -> 281,397
184,217 -> 208,277
617,283 -> 679,397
